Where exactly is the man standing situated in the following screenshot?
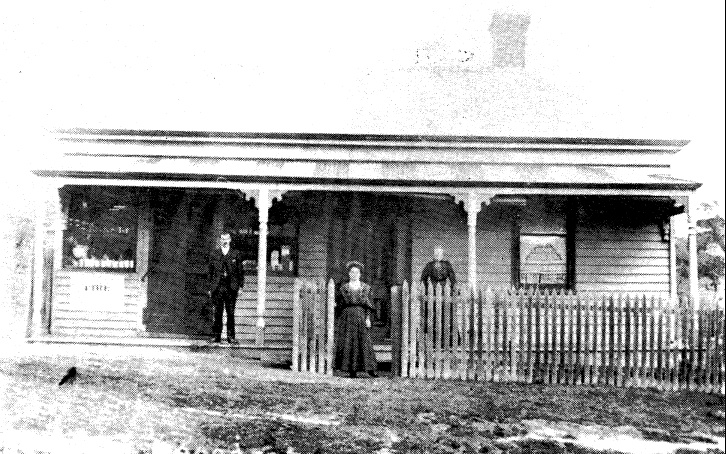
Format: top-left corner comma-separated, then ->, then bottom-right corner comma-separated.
208,232 -> 244,344
420,246 -> 457,289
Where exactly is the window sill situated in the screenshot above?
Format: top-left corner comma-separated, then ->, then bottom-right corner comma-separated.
61,267 -> 137,274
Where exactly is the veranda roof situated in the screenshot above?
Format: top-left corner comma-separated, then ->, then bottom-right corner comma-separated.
35,130 -> 700,192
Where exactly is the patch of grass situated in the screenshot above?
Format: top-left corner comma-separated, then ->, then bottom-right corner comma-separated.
198,419 -> 385,453
2,346 -> 724,454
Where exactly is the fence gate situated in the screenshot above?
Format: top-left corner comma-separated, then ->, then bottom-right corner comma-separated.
394,281 -> 725,394
291,278 -> 336,374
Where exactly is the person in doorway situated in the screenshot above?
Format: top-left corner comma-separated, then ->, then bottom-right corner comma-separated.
207,232 -> 244,344
420,246 -> 457,288
335,261 -> 378,378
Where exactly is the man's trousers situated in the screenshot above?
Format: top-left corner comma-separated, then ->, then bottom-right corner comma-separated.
212,286 -> 238,339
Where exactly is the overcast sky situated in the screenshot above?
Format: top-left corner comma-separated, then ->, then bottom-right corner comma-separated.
1,1 -> 724,210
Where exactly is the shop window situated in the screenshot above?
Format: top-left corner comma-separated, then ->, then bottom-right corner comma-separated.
227,198 -> 300,276
62,187 -> 138,270
234,222 -> 299,276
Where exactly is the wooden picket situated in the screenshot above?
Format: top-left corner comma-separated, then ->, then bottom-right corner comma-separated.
396,281 -> 725,394
291,278 -> 336,375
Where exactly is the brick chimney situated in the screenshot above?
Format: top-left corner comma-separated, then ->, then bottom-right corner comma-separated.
489,12 -> 530,68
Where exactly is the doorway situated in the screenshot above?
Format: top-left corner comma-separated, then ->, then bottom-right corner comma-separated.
326,193 -> 411,344
144,189 -> 218,337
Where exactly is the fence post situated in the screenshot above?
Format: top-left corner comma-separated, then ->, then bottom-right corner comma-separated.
631,294 -> 640,387
434,282 -> 443,380
326,279 -> 335,376
575,292 -> 583,386
400,281 -> 410,378
708,308 -> 716,393
391,284 -> 402,376
426,280 -> 435,379
416,282 -> 426,377
615,294 -> 623,388
300,281 -> 310,373
470,286 -> 477,381
443,281 -> 452,379
292,278 -> 301,372
453,284 -> 462,379
481,288 -> 490,382
554,292 -> 567,384
663,296 -> 672,390
310,279 -> 318,373
476,288 -> 485,381
584,292 -> 592,385
697,307 -> 705,391
542,290 -> 550,384
717,308 -> 725,394
592,294 -> 600,385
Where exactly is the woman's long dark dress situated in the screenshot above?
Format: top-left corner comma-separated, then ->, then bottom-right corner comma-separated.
335,282 -> 378,373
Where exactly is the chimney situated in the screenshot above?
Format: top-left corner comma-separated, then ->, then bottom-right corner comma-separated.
489,12 -> 530,68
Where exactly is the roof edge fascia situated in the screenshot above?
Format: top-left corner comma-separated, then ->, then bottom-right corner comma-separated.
52,128 -> 690,153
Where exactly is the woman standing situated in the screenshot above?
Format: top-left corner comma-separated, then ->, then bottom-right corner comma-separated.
335,261 -> 378,378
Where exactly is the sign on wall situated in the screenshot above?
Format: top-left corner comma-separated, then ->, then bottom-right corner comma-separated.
69,273 -> 126,309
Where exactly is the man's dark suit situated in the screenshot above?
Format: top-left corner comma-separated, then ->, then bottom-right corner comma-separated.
208,248 -> 245,341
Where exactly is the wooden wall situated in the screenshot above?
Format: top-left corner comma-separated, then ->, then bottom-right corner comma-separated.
410,197 -> 513,289
51,272 -> 143,337
234,275 -> 294,347
576,199 -> 670,295
410,196 -> 671,295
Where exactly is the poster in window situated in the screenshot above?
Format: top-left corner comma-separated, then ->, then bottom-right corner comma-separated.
520,235 -> 566,285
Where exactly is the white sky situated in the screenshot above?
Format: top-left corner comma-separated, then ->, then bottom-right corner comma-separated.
1,1 -> 724,212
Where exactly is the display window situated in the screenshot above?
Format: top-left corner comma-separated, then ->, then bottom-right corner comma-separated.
62,187 -> 138,271
225,197 -> 300,276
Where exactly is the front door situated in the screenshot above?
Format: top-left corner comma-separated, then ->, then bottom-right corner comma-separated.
144,189 -> 217,337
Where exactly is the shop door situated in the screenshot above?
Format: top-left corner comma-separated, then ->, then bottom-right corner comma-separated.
144,190 -> 216,337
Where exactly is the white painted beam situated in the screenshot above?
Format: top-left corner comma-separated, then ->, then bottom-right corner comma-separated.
44,176 -> 696,197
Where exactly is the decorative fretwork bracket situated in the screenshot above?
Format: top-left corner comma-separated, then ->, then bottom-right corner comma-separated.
452,192 -> 495,219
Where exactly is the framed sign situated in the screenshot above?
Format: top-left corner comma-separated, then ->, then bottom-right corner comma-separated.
69,273 -> 126,310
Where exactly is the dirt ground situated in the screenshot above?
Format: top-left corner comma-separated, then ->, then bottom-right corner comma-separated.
0,343 -> 724,454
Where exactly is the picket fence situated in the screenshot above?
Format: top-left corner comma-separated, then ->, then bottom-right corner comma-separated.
290,278 -> 725,393
291,279 -> 335,374
395,281 -> 725,394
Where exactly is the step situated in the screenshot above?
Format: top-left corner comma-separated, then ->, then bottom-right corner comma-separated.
374,343 -> 392,362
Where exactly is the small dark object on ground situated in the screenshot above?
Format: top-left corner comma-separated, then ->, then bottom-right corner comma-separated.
58,366 -> 77,386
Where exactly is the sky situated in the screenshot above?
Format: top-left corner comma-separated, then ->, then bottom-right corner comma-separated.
1,2 -> 724,215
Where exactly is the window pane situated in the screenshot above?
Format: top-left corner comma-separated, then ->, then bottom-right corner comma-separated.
63,187 -> 138,270
519,235 -> 566,285
227,200 -> 299,276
